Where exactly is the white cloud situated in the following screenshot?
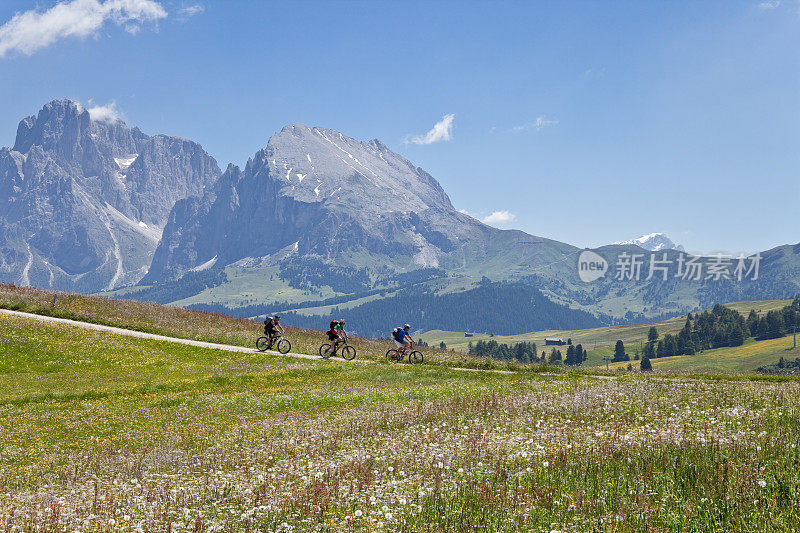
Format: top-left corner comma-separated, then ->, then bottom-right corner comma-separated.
87,101 -> 123,123
758,0 -> 780,9
0,0 -> 168,58
481,210 -> 516,225
179,4 -> 205,17
406,114 -> 455,145
511,116 -> 559,133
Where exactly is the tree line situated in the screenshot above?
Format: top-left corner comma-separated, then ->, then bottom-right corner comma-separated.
746,299 -> 800,340
276,282 -> 603,337
468,339 -> 588,365
612,298 -> 800,370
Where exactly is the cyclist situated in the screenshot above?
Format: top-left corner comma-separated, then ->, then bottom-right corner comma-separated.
264,315 -> 284,346
325,319 -> 347,355
392,324 -> 413,356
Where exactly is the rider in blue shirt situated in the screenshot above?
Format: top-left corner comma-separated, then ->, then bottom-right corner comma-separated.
392,324 -> 413,354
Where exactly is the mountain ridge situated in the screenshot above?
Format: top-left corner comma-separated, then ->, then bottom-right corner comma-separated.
2,102 -> 798,334
144,122 -> 567,284
136,121 -> 800,331
0,99 -> 220,292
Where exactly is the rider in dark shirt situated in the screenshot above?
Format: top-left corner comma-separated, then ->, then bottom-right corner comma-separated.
264,315 -> 284,343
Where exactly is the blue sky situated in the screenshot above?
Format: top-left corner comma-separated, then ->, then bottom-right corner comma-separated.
0,0 -> 797,254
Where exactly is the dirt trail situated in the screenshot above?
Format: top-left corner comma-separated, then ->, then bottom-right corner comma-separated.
0,309 -> 531,375
0,308 -> 321,361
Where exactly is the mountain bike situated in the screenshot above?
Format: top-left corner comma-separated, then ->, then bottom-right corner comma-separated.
386,340 -> 423,364
255,333 -> 291,354
319,338 -> 357,361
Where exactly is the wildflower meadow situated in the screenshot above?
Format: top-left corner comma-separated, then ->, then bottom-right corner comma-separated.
0,312 -> 798,531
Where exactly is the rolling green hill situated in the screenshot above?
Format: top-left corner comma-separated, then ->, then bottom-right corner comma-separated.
0,283 -> 526,370
420,299 -> 796,369
606,336 -> 799,372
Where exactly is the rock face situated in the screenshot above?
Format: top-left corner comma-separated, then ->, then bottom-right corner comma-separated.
0,100 -> 220,291
145,123 -> 566,283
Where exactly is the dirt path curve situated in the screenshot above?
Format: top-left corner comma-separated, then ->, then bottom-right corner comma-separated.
0,308 -> 524,374
0,308 -> 323,361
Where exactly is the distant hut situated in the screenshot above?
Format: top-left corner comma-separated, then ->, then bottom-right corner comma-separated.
545,337 -> 566,346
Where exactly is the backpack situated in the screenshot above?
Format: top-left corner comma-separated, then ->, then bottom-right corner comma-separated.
392,327 -> 403,341
330,320 -> 337,330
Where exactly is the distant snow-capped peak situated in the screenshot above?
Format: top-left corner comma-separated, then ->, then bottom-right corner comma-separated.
614,232 -> 685,252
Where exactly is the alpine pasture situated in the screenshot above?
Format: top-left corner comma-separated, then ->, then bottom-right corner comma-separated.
0,293 -> 799,530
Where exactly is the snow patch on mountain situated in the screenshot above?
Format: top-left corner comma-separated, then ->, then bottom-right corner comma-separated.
615,233 -> 684,252
114,154 -> 138,169
191,255 -> 218,272
19,243 -> 32,287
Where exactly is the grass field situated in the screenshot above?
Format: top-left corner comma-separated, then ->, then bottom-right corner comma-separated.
420,299 -> 795,369
1,311 -> 800,530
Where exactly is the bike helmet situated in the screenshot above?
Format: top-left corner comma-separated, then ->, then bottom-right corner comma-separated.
275,315 -> 281,321
266,316 -> 273,321
339,319 -> 346,324
403,324 -> 410,330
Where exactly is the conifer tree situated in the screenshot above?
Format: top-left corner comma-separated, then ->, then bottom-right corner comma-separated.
566,344 -> 576,365
613,340 -> 629,362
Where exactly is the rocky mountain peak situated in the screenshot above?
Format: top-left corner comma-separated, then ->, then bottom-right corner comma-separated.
614,232 -> 685,252
260,123 -> 454,214
144,123 -> 487,282
14,99 -> 90,154
0,100 -> 221,292
11,99 -> 147,173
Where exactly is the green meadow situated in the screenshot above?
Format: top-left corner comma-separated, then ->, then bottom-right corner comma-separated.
0,307 -> 800,530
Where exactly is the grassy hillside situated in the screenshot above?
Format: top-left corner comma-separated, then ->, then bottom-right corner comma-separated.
421,299 -> 795,368
7,283 -> 794,374
1,311 -> 800,530
0,284 -> 512,370
608,336 -> 800,372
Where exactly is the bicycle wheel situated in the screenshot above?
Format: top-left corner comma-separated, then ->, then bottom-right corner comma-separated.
256,337 -> 270,352
386,349 -> 400,363
276,338 -> 291,354
319,344 -> 333,359
409,351 -> 424,364
341,345 -> 357,361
